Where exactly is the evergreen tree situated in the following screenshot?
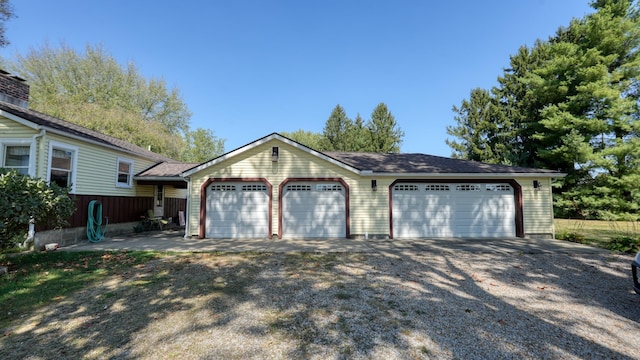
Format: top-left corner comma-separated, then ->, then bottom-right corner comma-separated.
367,103 -> 404,153
320,105 -> 354,151
446,0 -> 640,219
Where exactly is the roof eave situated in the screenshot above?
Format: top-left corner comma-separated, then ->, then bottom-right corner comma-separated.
182,133 -> 362,177
365,172 -> 566,178
134,176 -> 186,181
1,108 -> 171,163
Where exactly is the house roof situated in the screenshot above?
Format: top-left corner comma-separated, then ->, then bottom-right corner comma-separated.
0,101 -> 174,163
136,162 -> 200,178
181,133 -> 563,178
324,152 -> 561,175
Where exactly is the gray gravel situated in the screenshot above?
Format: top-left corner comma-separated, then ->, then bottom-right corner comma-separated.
2,251 -> 639,359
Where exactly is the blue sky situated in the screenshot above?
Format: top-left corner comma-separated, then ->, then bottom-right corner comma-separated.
3,0 -> 594,156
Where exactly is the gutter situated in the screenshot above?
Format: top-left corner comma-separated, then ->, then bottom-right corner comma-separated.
40,125 -> 169,163
359,172 -> 567,178
183,176 -> 191,239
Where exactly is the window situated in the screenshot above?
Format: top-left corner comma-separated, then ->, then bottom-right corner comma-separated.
211,185 -> 236,191
3,145 -> 30,175
486,184 -> 511,192
455,184 -> 480,191
394,184 -> 419,191
116,157 -> 134,188
425,184 -> 450,191
316,184 -> 342,191
286,185 -> 311,191
47,142 -> 78,193
242,184 -> 267,191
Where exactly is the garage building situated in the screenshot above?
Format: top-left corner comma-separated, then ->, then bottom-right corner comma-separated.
181,133 -> 561,240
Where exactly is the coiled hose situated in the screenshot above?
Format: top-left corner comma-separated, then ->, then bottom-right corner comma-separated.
87,200 -> 108,242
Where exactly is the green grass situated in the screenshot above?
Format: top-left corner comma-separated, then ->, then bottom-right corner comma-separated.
555,219 -> 640,252
0,250 -> 161,328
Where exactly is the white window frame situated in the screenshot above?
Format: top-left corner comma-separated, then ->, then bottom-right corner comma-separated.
47,141 -> 78,193
115,157 -> 134,188
0,139 -> 36,177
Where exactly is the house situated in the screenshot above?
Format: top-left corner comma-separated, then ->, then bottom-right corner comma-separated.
0,71 -> 189,247
180,133 -> 563,240
0,69 -> 563,244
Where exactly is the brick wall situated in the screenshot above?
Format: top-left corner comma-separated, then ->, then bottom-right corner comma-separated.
0,70 -> 29,107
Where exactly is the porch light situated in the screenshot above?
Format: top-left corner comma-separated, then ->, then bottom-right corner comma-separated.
371,179 -> 377,192
533,180 -> 541,191
272,146 -> 279,162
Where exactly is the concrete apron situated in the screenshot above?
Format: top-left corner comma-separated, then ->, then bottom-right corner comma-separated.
60,230 -> 608,254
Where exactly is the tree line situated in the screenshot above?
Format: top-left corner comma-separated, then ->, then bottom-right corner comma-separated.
446,0 -> 640,220
282,103 -> 404,153
1,43 -> 225,163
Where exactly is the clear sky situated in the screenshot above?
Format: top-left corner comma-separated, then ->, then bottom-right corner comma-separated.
2,0 -> 594,156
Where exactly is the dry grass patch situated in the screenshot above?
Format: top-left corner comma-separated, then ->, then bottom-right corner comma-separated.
1,251 -> 638,359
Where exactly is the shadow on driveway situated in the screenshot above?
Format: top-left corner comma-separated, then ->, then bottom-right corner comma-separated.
61,230 -> 608,254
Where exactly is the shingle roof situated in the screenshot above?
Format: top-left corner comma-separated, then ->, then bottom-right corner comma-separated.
136,162 -> 199,177
324,151 -> 560,174
0,101 -> 174,163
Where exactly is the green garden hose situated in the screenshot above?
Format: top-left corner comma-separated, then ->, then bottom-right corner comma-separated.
87,200 -> 108,242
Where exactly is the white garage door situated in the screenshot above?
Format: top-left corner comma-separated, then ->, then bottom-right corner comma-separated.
205,182 -> 269,238
282,182 -> 346,238
392,183 -> 515,238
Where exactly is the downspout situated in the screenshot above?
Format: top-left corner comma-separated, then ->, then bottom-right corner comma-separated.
549,178 -> 557,239
22,129 -> 45,250
183,176 -> 190,239
29,129 -> 46,177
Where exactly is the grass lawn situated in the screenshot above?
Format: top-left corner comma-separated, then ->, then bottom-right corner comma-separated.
555,218 -> 640,251
0,250 -> 162,329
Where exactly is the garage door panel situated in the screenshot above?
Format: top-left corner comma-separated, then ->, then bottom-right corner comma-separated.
392,182 -> 515,238
206,182 -> 269,238
282,182 -> 346,238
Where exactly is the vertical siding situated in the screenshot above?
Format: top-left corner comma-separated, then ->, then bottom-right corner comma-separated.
38,194 -> 154,230
164,197 -> 187,223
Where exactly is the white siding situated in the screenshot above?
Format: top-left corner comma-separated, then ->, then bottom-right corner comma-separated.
518,177 -> 555,237
42,133 -> 158,196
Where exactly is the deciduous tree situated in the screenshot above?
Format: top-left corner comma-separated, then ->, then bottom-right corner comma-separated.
4,43 -> 224,161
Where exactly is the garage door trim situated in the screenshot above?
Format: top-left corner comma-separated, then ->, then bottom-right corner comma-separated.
278,177 -> 350,239
388,179 -> 523,239
199,177 -> 273,239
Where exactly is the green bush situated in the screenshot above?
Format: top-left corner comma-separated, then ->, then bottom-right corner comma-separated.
0,170 -> 76,248
606,236 -> 640,254
556,231 -> 586,244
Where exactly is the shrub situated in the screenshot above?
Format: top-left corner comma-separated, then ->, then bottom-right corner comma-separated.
0,170 -> 76,248
556,231 -> 586,244
606,236 -> 640,254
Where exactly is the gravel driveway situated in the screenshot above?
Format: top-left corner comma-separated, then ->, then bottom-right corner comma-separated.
2,249 -> 639,359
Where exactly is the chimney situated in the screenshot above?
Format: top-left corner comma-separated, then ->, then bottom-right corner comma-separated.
0,70 -> 29,108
